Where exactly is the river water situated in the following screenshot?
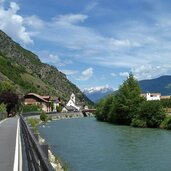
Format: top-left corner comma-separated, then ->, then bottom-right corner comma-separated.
38,117 -> 171,171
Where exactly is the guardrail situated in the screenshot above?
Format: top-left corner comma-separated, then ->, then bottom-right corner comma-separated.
20,115 -> 54,171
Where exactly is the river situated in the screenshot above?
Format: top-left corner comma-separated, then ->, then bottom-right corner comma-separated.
38,117 -> 171,171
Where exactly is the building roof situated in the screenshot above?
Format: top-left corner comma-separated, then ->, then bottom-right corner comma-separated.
141,93 -> 161,96
24,93 -> 50,103
65,106 -> 78,111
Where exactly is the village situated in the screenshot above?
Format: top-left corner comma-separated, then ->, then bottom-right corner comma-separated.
23,92 -> 171,113
23,92 -> 89,113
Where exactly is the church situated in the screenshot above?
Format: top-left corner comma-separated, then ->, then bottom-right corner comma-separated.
62,93 -> 84,112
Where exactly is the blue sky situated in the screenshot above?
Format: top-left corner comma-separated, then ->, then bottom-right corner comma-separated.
1,0 -> 171,91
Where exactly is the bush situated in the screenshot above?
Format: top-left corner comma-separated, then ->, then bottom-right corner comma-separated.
22,104 -> 42,112
40,112 -> 48,122
131,117 -> 147,128
56,105 -> 62,112
0,103 -> 6,112
160,116 -> 171,129
27,118 -> 40,133
27,118 -> 40,127
137,101 -> 165,128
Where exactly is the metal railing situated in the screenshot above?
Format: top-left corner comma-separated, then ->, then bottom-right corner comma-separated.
20,115 -> 54,171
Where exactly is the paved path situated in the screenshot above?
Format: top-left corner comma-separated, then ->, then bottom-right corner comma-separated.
0,116 -> 19,171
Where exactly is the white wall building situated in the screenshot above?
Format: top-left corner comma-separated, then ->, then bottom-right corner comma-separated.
65,93 -> 80,111
141,93 -> 161,101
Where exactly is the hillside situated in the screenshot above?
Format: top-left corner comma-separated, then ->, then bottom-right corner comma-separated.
0,30 -> 92,104
139,75 -> 171,95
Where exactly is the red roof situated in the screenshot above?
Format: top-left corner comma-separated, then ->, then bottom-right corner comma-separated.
25,93 -> 50,103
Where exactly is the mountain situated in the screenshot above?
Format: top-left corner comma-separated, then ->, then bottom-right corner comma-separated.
139,75 -> 171,95
0,30 -> 92,104
83,86 -> 114,103
84,75 -> 171,103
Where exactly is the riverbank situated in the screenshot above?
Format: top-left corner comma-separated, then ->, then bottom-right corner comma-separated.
26,112 -> 94,171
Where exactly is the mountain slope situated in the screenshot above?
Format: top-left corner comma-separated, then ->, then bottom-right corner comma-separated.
139,75 -> 171,95
0,30 -> 92,104
83,86 -> 113,103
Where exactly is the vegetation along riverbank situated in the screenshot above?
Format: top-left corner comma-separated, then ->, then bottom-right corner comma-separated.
95,73 -> 171,129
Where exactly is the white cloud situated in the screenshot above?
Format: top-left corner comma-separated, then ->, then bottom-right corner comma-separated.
77,67 -> 93,81
39,53 -> 72,67
0,2 -> 33,44
132,64 -> 171,80
111,73 -> 116,77
84,1 -> 99,12
119,72 -> 129,77
24,15 -> 44,29
109,38 -> 140,48
61,69 -> 78,76
55,14 -> 88,25
2,1 -> 171,82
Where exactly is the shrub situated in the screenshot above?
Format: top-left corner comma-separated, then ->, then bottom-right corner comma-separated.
160,116 -> 171,129
27,118 -> 40,127
56,105 -> 62,112
0,103 -> 6,112
40,112 -> 48,122
22,104 -> 42,112
27,118 -> 40,133
137,101 -> 165,128
131,117 -> 147,128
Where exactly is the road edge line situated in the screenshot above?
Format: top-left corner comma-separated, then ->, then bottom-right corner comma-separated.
13,118 -> 19,171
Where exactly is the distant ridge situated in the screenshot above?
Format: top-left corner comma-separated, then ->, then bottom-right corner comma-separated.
139,75 -> 171,96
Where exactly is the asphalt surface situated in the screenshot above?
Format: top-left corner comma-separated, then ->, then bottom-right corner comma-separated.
0,116 -> 19,171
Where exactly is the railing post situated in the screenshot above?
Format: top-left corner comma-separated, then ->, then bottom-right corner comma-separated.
34,133 -> 39,141
40,142 -> 49,158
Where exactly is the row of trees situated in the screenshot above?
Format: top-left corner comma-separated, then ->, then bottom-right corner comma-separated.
95,73 -> 170,128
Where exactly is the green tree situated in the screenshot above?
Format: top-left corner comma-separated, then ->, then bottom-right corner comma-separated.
113,73 -> 144,124
56,105 -> 62,112
95,95 -> 115,122
132,101 -> 165,128
40,112 -> 48,122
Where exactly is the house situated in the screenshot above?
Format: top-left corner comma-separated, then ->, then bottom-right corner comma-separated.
141,93 -> 161,101
62,93 -> 84,112
24,93 -> 51,112
51,97 -> 62,112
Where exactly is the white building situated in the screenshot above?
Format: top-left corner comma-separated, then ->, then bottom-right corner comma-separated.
141,93 -> 161,101
63,93 -> 80,112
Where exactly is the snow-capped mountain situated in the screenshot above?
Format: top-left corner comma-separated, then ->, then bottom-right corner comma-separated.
83,86 -> 114,103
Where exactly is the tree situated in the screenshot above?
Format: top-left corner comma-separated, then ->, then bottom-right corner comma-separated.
113,73 -> 144,124
96,95 -> 115,122
0,91 -> 19,116
132,101 -> 165,128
